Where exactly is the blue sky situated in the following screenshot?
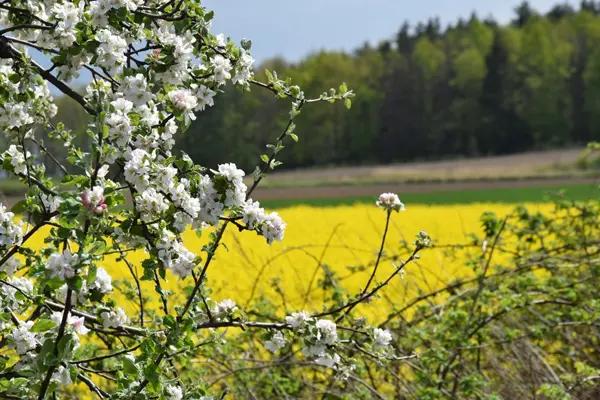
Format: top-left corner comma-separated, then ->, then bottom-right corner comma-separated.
204,0 -> 577,62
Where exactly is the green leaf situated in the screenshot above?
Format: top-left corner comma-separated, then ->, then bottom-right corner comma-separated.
344,98 -> 352,110
143,363 -> 160,389
122,356 -> 138,375
265,69 -> 274,82
38,339 -> 58,368
31,319 -> 57,333
86,265 -> 98,286
163,315 -> 176,328
57,334 -> 75,361
68,276 -> 84,291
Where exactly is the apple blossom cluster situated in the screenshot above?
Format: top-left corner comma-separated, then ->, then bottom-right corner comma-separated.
373,327 -> 393,348
165,384 -> 184,400
54,266 -> 113,306
212,298 -> 238,320
9,321 -> 38,355
0,0 -> 254,172
156,230 -> 197,278
376,192 -> 406,212
123,149 -> 285,250
264,331 -> 286,353
50,312 -> 90,336
49,2 -> 84,49
1,276 -> 33,310
100,308 -> 129,329
0,59 -> 57,136
10,310 -> 88,352
0,1 -> 366,398
95,29 -> 128,74
0,203 -> 23,248
3,145 -> 29,176
46,249 -> 79,280
81,186 -> 108,214
52,366 -> 73,386
284,314 -> 341,368
262,312 -> 395,370
41,193 -> 62,214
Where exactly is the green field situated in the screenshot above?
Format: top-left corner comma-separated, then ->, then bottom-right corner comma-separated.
260,183 -> 599,208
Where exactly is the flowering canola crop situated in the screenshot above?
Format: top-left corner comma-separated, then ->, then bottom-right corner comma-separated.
26,202 -> 553,321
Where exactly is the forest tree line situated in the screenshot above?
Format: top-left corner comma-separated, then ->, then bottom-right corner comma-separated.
54,1 -> 600,171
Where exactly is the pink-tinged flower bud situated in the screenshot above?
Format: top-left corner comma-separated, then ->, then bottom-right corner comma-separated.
81,186 -> 107,215
94,204 -> 108,214
80,192 -> 90,208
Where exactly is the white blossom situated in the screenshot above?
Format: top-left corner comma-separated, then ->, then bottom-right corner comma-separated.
0,203 -> 23,247
216,163 -> 247,207
52,366 -> 72,385
0,103 -> 34,131
217,162 -> 245,183
81,186 -> 107,214
156,231 -> 196,278
194,85 -> 216,111
373,328 -> 393,348
215,33 -> 227,48
314,353 -> 340,368
0,257 -> 20,276
260,212 -> 286,244
165,385 -> 183,400
302,320 -> 339,367
315,319 -> 338,345
106,98 -> 133,148
10,321 -> 38,354
51,312 -> 90,335
50,1 -> 84,48
232,49 -> 255,85
265,331 -> 286,353
241,199 -> 265,229
137,188 -> 169,221
124,149 -> 152,191
376,193 -> 405,212
5,145 -> 28,175
41,194 -> 62,213
98,0 -> 140,13
303,344 -> 327,358
95,29 -> 128,73
46,249 -> 79,280
90,267 -> 113,294
197,174 -> 223,226
169,89 -> 197,112
285,311 -> 311,330
121,74 -> 153,106
213,299 -> 237,318
210,55 -> 232,84
100,308 -> 129,329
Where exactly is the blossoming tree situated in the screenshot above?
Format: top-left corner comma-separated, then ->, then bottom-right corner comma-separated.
0,1 -> 429,398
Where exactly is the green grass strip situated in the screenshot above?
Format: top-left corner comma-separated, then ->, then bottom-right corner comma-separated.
261,183 -> 599,209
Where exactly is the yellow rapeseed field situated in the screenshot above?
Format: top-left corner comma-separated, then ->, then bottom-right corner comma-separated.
28,202 -> 554,322
195,202 -> 553,321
